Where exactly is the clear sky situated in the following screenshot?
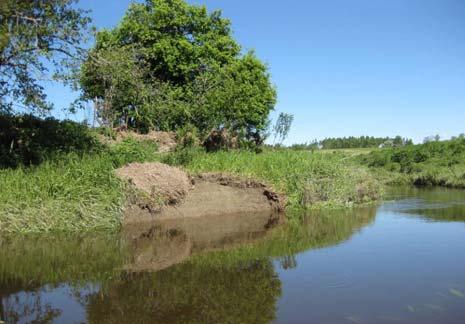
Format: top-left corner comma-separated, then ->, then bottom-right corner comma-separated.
46,0 -> 465,144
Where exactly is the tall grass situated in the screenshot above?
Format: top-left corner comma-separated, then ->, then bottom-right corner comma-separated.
0,138 -> 160,234
171,149 -> 381,208
0,153 -> 124,233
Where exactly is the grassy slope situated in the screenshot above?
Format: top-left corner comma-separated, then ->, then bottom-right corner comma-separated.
0,142 -> 381,234
0,139 -> 160,234
0,153 -> 124,233
177,149 -> 381,209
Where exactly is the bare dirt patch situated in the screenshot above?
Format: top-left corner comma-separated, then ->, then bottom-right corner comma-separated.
116,162 -> 193,209
116,162 -> 286,226
99,130 -> 177,152
116,162 -> 287,272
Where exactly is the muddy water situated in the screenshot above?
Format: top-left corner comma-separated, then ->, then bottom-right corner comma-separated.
1,187 -> 465,323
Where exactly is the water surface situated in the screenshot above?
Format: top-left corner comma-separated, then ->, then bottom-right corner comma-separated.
1,187 -> 465,323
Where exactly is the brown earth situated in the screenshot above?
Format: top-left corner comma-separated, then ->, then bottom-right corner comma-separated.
115,162 -> 193,208
99,130 -> 177,153
116,163 -> 285,225
116,162 -> 286,272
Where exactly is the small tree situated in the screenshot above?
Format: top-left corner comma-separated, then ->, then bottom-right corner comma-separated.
272,113 -> 294,145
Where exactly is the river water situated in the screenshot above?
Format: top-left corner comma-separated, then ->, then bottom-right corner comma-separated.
1,187 -> 464,323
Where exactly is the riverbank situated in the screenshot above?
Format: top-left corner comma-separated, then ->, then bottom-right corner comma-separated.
0,137 -> 381,234
359,137 -> 465,188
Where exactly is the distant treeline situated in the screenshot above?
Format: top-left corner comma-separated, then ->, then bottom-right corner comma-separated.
290,136 -> 413,150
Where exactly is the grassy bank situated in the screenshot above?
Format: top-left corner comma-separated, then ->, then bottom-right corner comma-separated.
0,143 -> 382,233
360,138 -> 465,188
165,149 -> 381,209
0,138 -> 159,234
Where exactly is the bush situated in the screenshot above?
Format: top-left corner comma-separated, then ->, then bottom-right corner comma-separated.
361,138 -> 465,188
0,114 -> 101,168
161,147 -> 199,167
108,138 -> 159,167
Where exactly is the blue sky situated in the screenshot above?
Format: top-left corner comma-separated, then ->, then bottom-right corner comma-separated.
46,0 -> 465,144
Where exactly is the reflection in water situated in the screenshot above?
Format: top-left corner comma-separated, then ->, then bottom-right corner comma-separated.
0,208 -> 374,323
87,260 -> 281,324
1,288 -> 62,323
1,188 -> 465,323
384,186 -> 465,222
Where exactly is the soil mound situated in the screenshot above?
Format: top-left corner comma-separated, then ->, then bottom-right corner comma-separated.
116,163 -> 286,226
100,130 -> 177,152
115,162 -> 192,207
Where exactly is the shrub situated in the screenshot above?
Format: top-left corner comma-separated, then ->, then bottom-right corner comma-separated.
161,147 -> 199,167
0,114 -> 101,168
108,138 -> 159,167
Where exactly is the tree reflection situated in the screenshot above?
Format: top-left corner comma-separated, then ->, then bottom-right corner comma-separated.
87,259 -> 281,324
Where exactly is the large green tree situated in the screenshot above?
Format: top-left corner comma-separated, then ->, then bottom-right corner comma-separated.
0,0 -> 91,113
80,0 -> 276,140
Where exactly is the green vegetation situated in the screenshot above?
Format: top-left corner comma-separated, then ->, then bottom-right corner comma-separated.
0,0 -> 91,113
0,114 -> 100,168
79,0 -> 276,145
0,207 -> 376,323
0,153 -> 124,233
361,138 -> 465,188
0,117 -> 161,234
1,0 -> 462,236
0,115 -> 381,233
164,149 -> 381,209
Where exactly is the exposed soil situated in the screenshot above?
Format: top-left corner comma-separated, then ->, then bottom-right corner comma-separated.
116,162 -> 193,209
116,162 -> 286,272
99,130 -> 178,153
116,163 -> 286,225
116,163 -> 285,271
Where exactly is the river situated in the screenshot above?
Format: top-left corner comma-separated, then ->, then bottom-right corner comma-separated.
1,187 -> 464,323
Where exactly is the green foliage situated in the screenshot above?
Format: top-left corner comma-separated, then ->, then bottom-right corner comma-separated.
79,0 -> 276,142
0,0 -> 91,112
175,124 -> 201,148
0,122 -> 382,233
0,114 -> 101,168
161,147 -> 199,166
361,138 -> 465,188
107,138 -> 159,167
